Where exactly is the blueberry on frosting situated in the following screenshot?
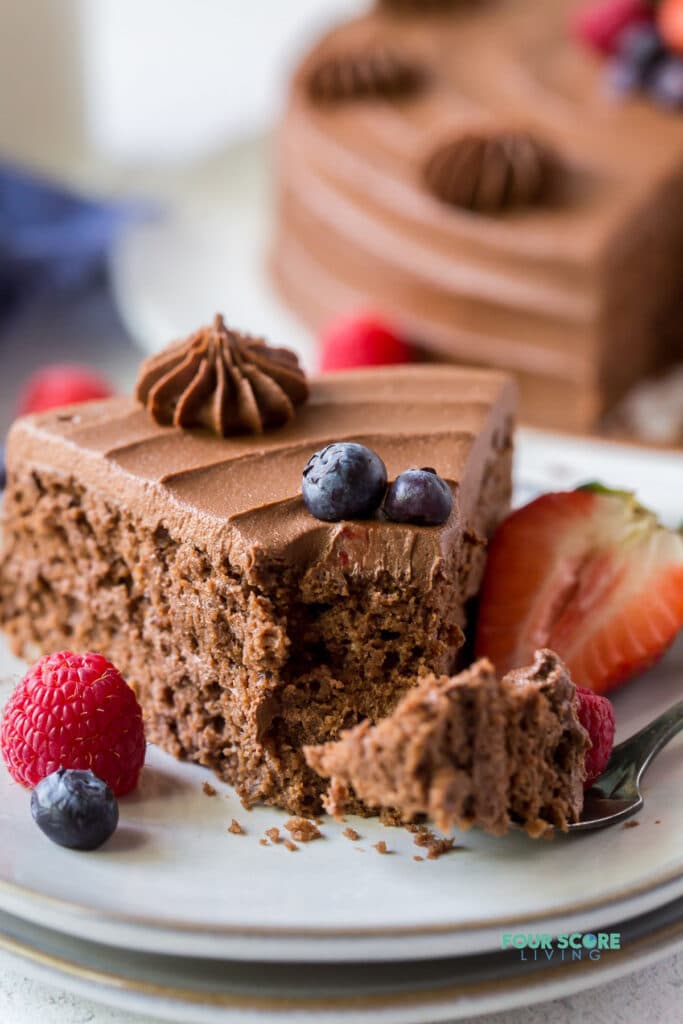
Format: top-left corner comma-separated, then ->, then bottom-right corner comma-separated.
302,442 -> 388,521
383,467 -> 453,525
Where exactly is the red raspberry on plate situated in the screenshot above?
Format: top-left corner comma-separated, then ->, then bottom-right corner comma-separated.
576,686 -> 616,787
572,0 -> 653,55
1,651 -> 146,796
320,313 -> 414,372
19,364 -> 113,416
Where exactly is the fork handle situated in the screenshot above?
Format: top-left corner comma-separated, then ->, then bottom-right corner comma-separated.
609,698 -> 683,786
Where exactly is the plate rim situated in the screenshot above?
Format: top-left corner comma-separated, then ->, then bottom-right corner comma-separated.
1,857 -> 683,955
2,900 -> 683,1021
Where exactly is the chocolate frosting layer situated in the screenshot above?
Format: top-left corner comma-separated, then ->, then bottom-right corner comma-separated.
7,365 -> 515,581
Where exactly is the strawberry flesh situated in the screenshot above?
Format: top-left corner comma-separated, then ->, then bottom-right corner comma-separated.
476,486 -> 683,694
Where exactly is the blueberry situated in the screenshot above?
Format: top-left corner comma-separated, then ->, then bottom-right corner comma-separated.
31,769 -> 119,851
617,24 -> 664,75
383,467 -> 453,526
302,442 -> 387,521
605,58 -> 643,96
648,56 -> 683,110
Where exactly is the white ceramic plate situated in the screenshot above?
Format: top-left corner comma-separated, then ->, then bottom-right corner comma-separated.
1,433 -> 682,964
1,640 -> 681,964
1,464 -> 683,966
1,897 -> 683,1024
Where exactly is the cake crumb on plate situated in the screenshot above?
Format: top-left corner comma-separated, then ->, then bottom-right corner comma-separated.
413,830 -> 458,859
227,819 -> 244,835
285,817 -> 322,842
343,827 -> 360,841
202,782 -> 217,797
266,827 -> 281,844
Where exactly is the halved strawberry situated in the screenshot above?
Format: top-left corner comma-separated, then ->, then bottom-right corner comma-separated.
476,485 -> 683,694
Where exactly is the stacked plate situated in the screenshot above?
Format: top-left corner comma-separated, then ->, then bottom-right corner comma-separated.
1,434 -> 683,1023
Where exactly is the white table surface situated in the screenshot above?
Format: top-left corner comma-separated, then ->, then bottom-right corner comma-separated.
1,293 -> 682,1024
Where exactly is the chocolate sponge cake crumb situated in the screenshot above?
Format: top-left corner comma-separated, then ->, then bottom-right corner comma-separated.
411,828 -> 459,859
202,782 -> 217,797
285,817 -> 322,842
227,819 -> 244,835
427,838 -> 457,860
306,650 -> 589,837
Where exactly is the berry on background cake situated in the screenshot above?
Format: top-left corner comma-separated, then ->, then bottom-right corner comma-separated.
319,313 -> 414,372
0,315 -> 516,816
270,0 -> 683,439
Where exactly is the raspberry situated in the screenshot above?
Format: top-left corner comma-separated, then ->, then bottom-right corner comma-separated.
572,0 -> 653,56
576,686 -> 616,787
320,313 -> 414,372
1,652 -> 146,796
19,364 -> 113,416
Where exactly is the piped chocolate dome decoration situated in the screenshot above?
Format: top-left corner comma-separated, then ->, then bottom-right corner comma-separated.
424,131 -> 557,214
307,44 -> 424,103
135,315 -> 309,437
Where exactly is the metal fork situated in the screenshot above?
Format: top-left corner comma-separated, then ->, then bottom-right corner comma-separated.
569,699 -> 683,832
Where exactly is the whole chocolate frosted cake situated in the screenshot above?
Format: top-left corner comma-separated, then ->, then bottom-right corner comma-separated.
271,0 -> 683,435
0,321 -> 515,815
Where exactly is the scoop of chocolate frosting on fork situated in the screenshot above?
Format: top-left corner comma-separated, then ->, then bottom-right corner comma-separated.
135,314 -> 309,437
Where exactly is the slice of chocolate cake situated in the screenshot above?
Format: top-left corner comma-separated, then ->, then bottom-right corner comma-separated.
305,649 -> 589,836
0,322 -> 515,815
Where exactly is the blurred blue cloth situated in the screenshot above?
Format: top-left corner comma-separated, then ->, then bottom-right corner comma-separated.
0,164 -> 138,325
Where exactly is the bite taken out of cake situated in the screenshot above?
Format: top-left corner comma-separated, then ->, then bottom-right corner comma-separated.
305,649 -> 591,838
0,316 -> 515,817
